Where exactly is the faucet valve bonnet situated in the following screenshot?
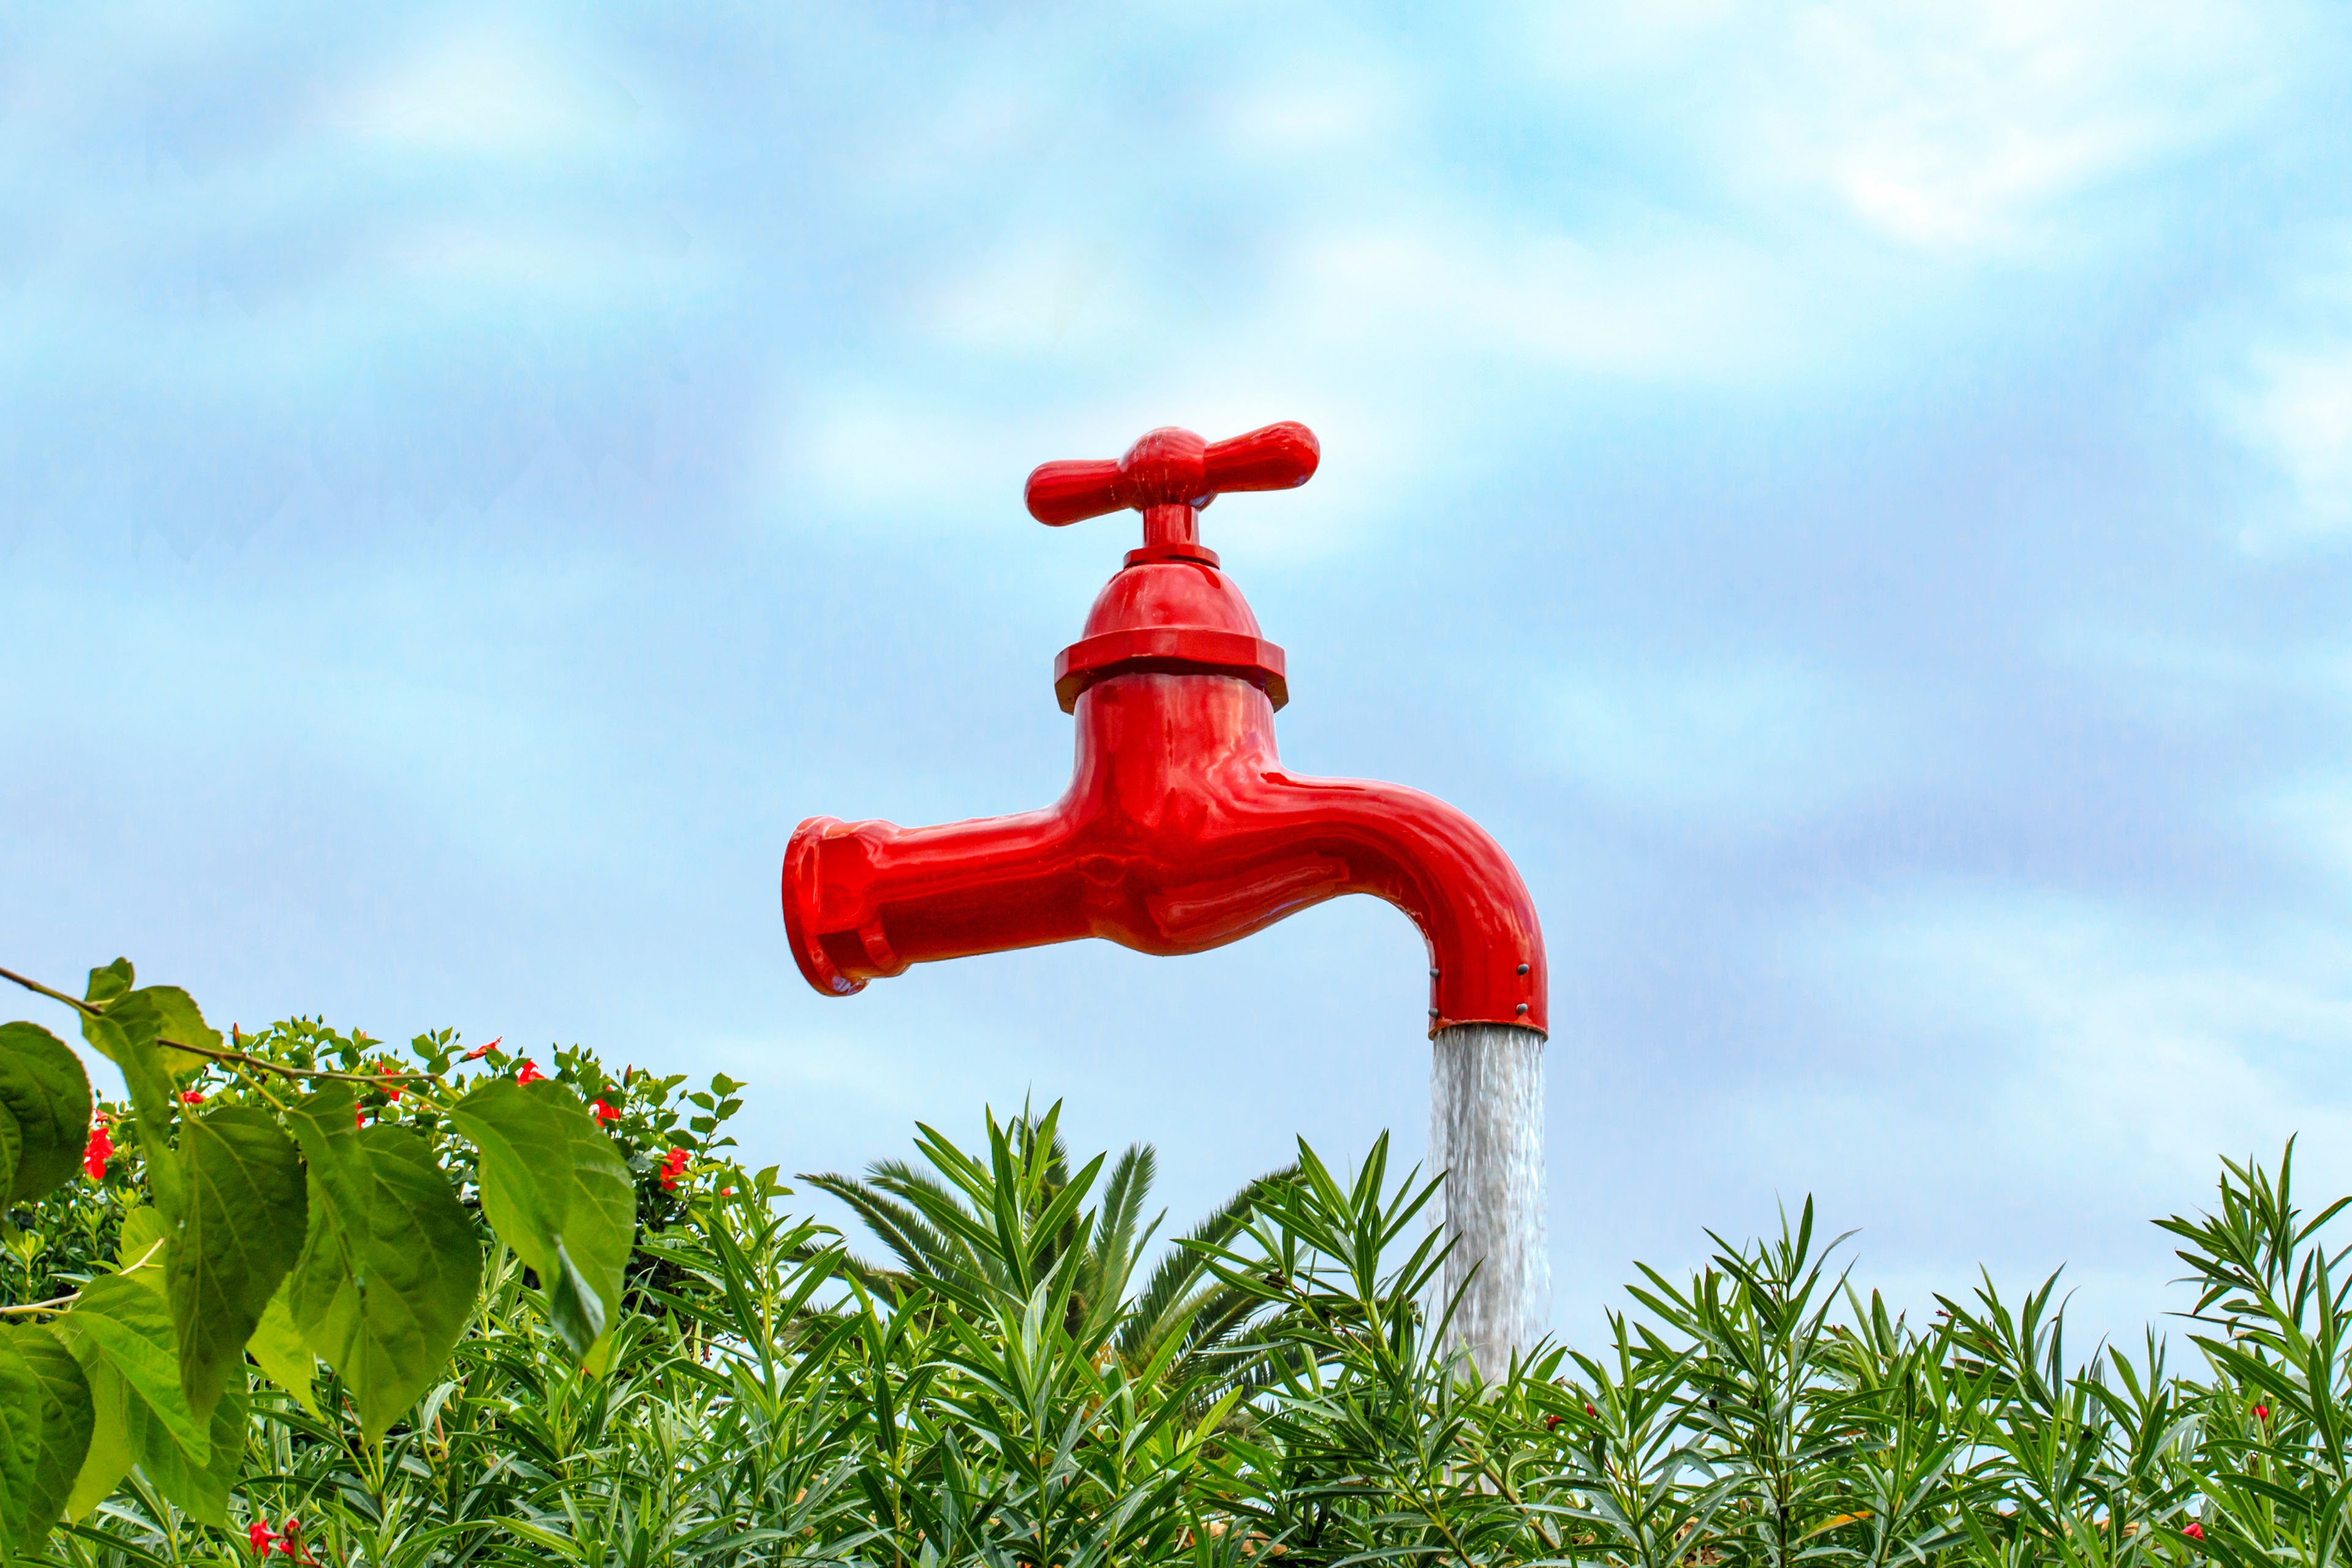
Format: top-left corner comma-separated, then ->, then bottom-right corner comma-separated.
1031,422 -> 1319,714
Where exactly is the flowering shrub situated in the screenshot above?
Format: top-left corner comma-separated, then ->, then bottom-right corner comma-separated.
10,955 -> 2352,1568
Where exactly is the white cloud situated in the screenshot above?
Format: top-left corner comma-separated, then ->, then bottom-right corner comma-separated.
1521,657 -> 1918,828
2229,344 -> 2352,532
1283,222 -> 1800,382
1526,0 -> 2289,255
1781,889 -> 2352,1204
323,23 -> 643,158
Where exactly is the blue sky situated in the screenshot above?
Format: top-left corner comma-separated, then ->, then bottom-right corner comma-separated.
6,0 -> 2352,1345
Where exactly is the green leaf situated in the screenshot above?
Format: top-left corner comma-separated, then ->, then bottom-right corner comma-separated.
244,1282 -> 318,1417
53,1273 -> 208,1468
14,1324 -> 93,1553
130,1381 -> 244,1528
170,1106 -> 306,1419
0,1101 -> 18,1204
116,1207 -> 170,1278
451,1078 -> 624,1354
285,1091 -> 480,1440
0,1022 -> 94,1203
62,1360 -> 132,1521
532,1080 -> 634,1357
76,1014 -> 184,1222
0,1329 -> 41,1551
83,960 -> 134,1009
104,987 -> 217,1086
56,1214 -> 172,1521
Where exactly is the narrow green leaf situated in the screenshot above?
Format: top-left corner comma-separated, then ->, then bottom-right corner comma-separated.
171,1105 -> 306,1418
285,1105 -> 480,1440
244,1282 -> 318,1417
0,1329 -> 41,1551
15,1324 -> 92,1553
0,1022 -> 94,1203
53,1273 -> 208,1467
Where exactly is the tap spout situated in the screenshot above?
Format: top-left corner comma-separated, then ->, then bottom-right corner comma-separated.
783,672 -> 1546,1036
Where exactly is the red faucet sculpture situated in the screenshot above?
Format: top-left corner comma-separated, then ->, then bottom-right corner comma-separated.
783,421 -> 1551,1366
783,421 -> 1547,1037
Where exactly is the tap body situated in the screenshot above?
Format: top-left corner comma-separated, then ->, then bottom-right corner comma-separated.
783,552 -> 1546,1034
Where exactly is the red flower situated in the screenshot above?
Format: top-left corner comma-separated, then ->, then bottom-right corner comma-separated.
460,1036 -> 501,1062
1545,1414 -> 1563,1430
2255,1404 -> 2269,1422
515,1059 -> 545,1085
658,1147 -> 689,1191
83,1120 -> 114,1180
2184,1523 -> 2206,1541
248,1520 -> 281,1556
355,1105 -> 368,1127
1585,1403 -> 1597,1417
376,1063 -> 405,1102
179,1088 -> 206,1104
590,1098 -> 620,1126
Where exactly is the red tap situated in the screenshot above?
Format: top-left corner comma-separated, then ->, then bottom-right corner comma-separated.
782,421 -> 1547,1037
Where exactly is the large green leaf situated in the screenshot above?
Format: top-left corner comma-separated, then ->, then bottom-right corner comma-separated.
0,1022 -> 93,1203
54,1273 -> 208,1468
449,1078 -> 631,1356
244,1281 -> 318,1417
76,1014 -> 184,1222
58,1219 -> 166,1519
129,1381 -> 244,1528
0,1329 -> 40,1552
0,1100 -> 18,1204
535,1080 -> 634,1355
13,1325 -> 92,1553
170,1106 -> 306,1419
63,1359 -> 132,1521
285,1093 -> 479,1440
108,986 -> 221,1082
82,960 -> 134,1009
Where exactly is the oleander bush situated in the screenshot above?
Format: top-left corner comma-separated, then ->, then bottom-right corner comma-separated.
5,957 -> 2352,1568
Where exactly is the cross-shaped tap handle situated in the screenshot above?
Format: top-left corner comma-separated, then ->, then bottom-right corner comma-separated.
1025,422 -> 1320,554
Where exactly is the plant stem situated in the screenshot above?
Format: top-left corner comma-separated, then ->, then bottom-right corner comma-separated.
1,963 -> 434,1084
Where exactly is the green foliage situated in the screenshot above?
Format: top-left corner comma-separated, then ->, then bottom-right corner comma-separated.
17,953 -> 2352,1568
0,956 -> 644,1548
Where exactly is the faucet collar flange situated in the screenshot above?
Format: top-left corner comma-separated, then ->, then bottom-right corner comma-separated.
1053,627 -> 1288,714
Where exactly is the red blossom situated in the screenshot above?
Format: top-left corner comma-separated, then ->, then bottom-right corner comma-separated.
460,1036 -> 502,1062
2255,1404 -> 2269,1422
377,1063 -> 405,1102
180,1089 -> 206,1105
2184,1523 -> 2206,1541
515,1059 -> 545,1085
658,1147 -> 689,1191
1585,1403 -> 1597,1417
248,1520 -> 281,1556
1545,1414 -> 1563,1430
83,1120 -> 114,1180
590,1098 -> 620,1126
